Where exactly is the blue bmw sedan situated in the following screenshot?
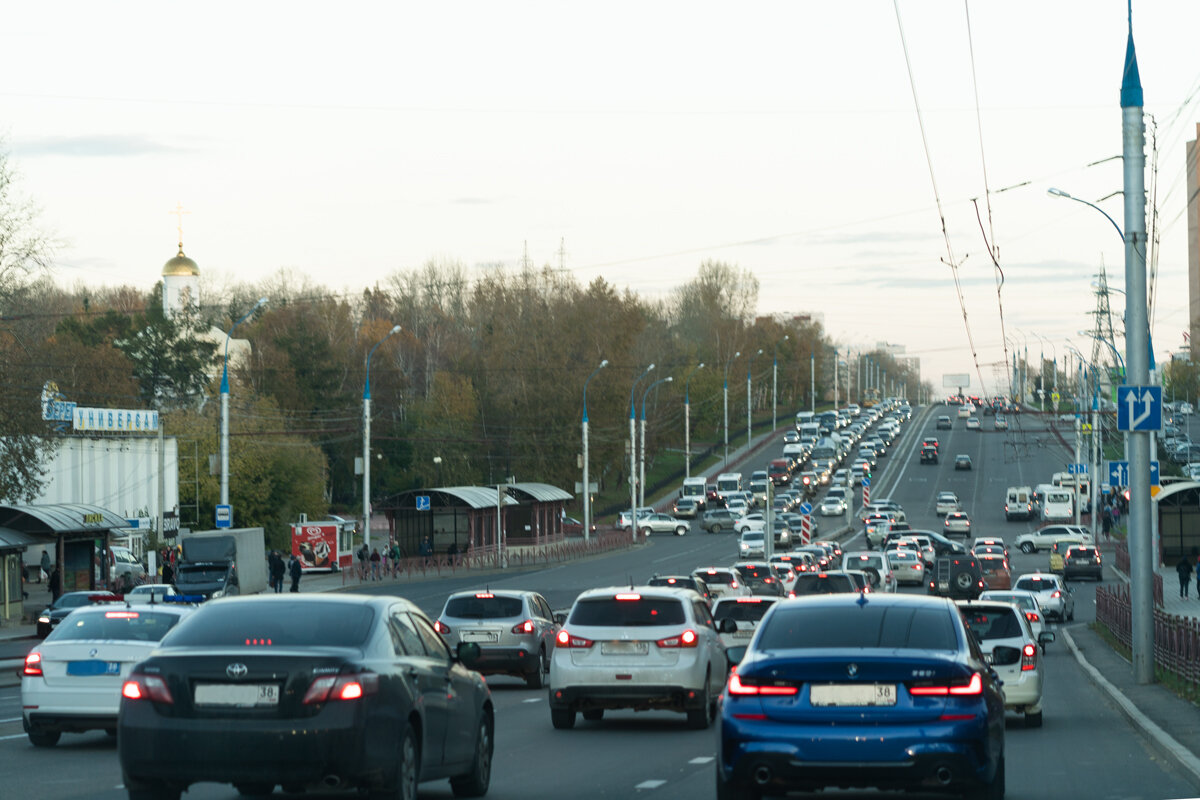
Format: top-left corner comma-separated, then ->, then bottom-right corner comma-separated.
717,593 -> 1005,800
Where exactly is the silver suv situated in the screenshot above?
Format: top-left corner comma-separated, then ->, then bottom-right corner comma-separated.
549,586 -> 731,729
435,589 -> 560,688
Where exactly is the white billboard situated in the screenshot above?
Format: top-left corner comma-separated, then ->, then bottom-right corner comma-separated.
942,373 -> 970,388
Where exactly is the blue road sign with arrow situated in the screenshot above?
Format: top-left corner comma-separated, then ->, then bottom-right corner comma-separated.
1116,385 -> 1162,431
1107,460 -> 1159,487
798,502 -> 813,516
415,496 -> 430,511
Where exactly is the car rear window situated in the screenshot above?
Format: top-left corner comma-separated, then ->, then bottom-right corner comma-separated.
791,574 -> 855,594
164,602 -> 375,648
961,608 -> 1024,640
444,595 -> 524,619
570,597 -> 685,626
713,599 -> 776,623
649,577 -> 699,593
50,610 -> 184,642
978,556 -> 1006,569
1068,547 -> 1096,558
1014,577 -> 1053,592
757,604 -> 958,651
699,570 -> 734,585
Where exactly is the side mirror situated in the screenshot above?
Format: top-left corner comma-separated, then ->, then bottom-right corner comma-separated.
719,618 -> 738,634
725,645 -> 748,667
991,645 -> 1021,666
1038,631 -> 1056,646
554,613 -> 567,626
456,641 -> 482,667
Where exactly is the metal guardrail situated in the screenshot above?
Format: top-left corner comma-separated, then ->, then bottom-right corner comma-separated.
1096,583 -> 1196,688
1112,540 -> 1163,606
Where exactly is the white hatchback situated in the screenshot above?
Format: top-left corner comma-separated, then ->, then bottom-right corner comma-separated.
841,551 -> 896,592
692,567 -> 751,600
957,600 -> 1055,727
711,596 -> 779,649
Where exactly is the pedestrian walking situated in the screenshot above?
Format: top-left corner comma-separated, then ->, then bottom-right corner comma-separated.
161,559 -> 174,587
48,567 -> 62,603
1101,507 -> 1112,540
1179,554 -> 1195,598
357,543 -> 370,580
288,554 -> 302,593
269,551 -> 286,593
419,535 -> 434,566
370,547 -> 381,580
40,550 -> 51,583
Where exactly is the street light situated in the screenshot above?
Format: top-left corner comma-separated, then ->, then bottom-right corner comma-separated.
723,351 -> 740,466
1048,187 -> 1125,240
773,336 -> 789,430
363,324 -> 402,549
639,376 -> 674,509
684,363 -> 704,479
629,364 -> 655,540
581,359 -> 608,542
220,296 -> 268,513
747,349 -> 763,448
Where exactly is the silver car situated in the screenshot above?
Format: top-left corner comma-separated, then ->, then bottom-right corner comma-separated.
549,586 -> 730,729
1012,573 -> 1076,621
711,596 -> 779,649
435,589 -> 560,688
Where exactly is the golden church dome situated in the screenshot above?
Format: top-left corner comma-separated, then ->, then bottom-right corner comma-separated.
162,245 -> 199,277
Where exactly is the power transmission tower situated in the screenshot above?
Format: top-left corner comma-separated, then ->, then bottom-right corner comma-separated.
1090,265 -> 1118,378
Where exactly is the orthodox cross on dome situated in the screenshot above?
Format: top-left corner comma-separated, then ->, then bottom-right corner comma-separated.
170,202 -> 191,253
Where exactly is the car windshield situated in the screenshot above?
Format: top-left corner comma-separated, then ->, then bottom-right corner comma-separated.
713,600 -> 776,622
961,608 -> 1024,640
742,531 -> 764,541
569,597 -> 685,626
164,602 -> 376,647
175,565 -> 228,582
49,610 -> 184,642
757,604 -> 957,650
444,595 -> 524,619
983,593 -> 1034,610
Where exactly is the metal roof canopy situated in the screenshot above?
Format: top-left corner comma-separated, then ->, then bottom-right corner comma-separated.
0,503 -> 130,543
383,487 -> 519,510
0,526 -> 37,551
506,482 -> 573,503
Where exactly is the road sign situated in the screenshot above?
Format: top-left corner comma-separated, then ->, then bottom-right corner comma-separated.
1067,463 -> 1088,475
798,502 -> 813,516
1107,460 -> 1159,487
800,514 -> 812,545
1116,385 -> 1163,431
215,504 -> 232,529
862,476 -> 871,487
1052,392 -> 1061,403
415,496 -> 431,511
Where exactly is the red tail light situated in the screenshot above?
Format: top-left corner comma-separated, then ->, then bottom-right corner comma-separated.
656,629 -> 699,648
908,673 -> 983,696
1051,590 -> 1062,599
512,619 -> 535,634
433,619 -> 451,634
728,671 -> 798,696
1021,644 -> 1037,671
1025,611 -> 1041,623
23,652 -> 42,677
303,671 -> 380,704
556,629 -> 594,648
121,674 -> 174,704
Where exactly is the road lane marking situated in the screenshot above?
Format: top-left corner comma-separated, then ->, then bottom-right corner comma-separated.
0,733 -> 26,741
689,756 -> 714,764
522,697 -> 541,703
635,780 -> 667,789
0,717 -> 21,723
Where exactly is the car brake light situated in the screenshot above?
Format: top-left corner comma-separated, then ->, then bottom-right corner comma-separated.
908,673 -> 983,696
121,674 -> 174,704
614,593 -> 641,601
303,671 -> 380,704
1021,643 -> 1037,671
728,671 -> 798,696
474,592 -> 495,599
730,581 -> 739,589
657,629 -> 699,648
433,619 -> 451,634
736,597 -> 764,603
23,652 -> 43,677
1025,611 -> 1041,623
1051,590 -> 1062,598
105,610 -> 139,619
556,629 -> 594,648
512,619 -> 535,634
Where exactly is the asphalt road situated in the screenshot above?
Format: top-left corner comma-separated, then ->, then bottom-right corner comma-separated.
2,405 -> 1197,799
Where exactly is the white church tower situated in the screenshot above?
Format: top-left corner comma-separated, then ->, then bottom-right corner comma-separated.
162,203 -> 199,318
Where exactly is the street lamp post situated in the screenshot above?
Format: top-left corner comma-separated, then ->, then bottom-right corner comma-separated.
773,336 -> 789,430
640,377 -> 674,509
363,324 -> 401,549
747,349 -> 763,448
581,359 -> 609,542
630,364 -> 655,540
684,363 -> 705,479
810,354 -> 816,413
723,351 -> 741,466
220,297 -> 268,515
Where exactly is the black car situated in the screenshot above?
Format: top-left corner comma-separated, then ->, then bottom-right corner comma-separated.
118,594 -> 494,800
936,415 -> 953,430
36,591 -> 119,639
648,574 -> 713,605
920,446 -> 939,464
928,555 -> 986,600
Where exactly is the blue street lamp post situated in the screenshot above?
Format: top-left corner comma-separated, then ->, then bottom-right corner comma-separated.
581,359 -> 608,541
684,363 -> 704,480
220,297 -> 268,514
363,325 -> 402,549
640,377 -> 674,509
773,336 -> 789,430
629,364 -> 655,541
723,352 -> 741,466
747,349 -> 762,447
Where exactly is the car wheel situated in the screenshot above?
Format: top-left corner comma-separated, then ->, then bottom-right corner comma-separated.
639,527 -> 652,537
686,672 -> 715,730
675,526 -> 688,536
551,707 -> 576,729
715,762 -> 761,800
450,712 -> 493,798
124,776 -> 182,800
965,754 -> 1005,800
1025,710 -> 1043,728
955,572 -> 974,592
525,648 -> 548,689
1068,607 -> 1075,621
582,709 -> 604,721
27,728 -> 60,748
234,784 -> 274,797
1020,542 -> 1035,554
713,523 -> 724,533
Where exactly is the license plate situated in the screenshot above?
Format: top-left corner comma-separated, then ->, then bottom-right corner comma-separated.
461,631 -> 498,642
194,683 -> 280,707
732,631 -> 753,639
939,583 -> 950,591
810,683 -> 897,707
67,660 -> 121,677
600,641 -> 649,655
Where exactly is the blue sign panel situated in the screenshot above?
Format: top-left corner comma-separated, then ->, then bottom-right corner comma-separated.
862,476 -> 871,487
215,504 -> 232,529
798,502 -> 813,516
1116,385 -> 1163,431
1107,460 -> 1159,487
1067,463 -> 1088,475
415,495 -> 431,511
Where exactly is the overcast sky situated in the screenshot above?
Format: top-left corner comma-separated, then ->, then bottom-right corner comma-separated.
3,1 -> 1199,395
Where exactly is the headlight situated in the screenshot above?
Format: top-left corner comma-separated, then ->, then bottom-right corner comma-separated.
211,589 -> 225,599
38,616 -> 50,624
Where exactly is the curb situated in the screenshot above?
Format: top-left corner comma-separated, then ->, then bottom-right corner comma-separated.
1062,628 -> 1200,787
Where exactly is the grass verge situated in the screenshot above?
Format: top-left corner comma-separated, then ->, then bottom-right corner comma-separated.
1090,621 -> 1200,707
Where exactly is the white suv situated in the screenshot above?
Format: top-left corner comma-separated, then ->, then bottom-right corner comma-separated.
841,551 -> 896,592
692,567 -> 751,600
1013,525 -> 1093,554
549,586 -> 730,729
957,600 -> 1055,727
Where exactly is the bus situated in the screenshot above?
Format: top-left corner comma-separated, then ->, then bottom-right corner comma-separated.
679,476 -> 707,508
716,472 -> 743,497
809,437 -> 840,464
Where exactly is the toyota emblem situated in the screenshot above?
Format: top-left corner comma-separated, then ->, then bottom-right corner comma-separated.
89,648 -> 98,658
846,663 -> 858,678
226,663 -> 249,679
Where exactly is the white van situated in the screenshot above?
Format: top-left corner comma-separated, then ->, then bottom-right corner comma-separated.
1036,484 -> 1074,522
110,546 -> 147,583
795,411 -> 815,430
1005,486 -> 1034,521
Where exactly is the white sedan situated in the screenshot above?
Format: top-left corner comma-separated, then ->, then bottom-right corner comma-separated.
21,601 -> 197,747
885,549 -> 926,585
818,495 -> 847,516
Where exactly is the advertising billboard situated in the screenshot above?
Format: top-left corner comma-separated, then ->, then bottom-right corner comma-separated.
942,373 -> 970,389
291,523 -> 338,571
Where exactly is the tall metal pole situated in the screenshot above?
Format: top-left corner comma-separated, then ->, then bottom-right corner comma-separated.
363,325 -> 401,550
724,352 -> 740,466
684,363 -> 704,479
810,354 -> 816,413
773,335 -> 788,430
833,348 -> 839,411
629,364 -> 654,541
219,297 -> 267,511
582,359 -> 608,542
747,349 -> 762,448
1121,12 -> 1153,685
640,377 -> 674,509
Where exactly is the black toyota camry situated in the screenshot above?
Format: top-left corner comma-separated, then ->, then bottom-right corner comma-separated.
117,594 -> 493,800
